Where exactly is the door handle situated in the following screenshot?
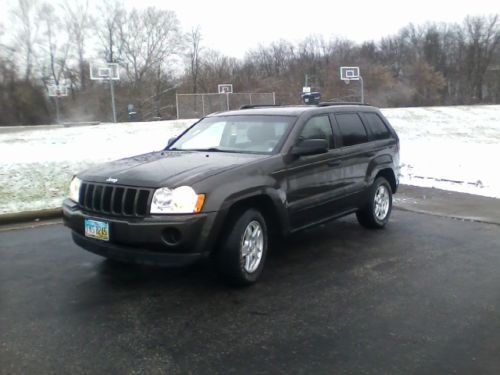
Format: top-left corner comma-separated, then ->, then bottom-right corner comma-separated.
328,161 -> 341,167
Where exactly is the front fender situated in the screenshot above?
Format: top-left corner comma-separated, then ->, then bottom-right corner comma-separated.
195,172 -> 289,253
217,185 -> 289,236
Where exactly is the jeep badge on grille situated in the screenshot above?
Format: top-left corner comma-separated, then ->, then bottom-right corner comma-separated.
106,177 -> 118,183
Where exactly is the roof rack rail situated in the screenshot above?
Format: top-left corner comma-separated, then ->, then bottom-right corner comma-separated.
317,101 -> 370,107
239,104 -> 282,110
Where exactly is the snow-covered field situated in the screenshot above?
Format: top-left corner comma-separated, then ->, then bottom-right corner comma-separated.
0,120 -> 195,214
0,105 -> 499,214
388,105 -> 500,198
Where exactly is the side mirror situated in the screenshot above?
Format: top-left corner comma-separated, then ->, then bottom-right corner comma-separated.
166,136 -> 177,148
291,138 -> 328,157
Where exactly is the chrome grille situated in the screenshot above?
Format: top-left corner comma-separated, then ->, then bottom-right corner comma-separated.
79,182 -> 153,217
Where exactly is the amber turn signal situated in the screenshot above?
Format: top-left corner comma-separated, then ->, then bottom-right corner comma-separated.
194,194 -> 205,213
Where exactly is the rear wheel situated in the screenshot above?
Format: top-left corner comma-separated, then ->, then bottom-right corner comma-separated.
356,177 -> 392,229
214,208 -> 268,286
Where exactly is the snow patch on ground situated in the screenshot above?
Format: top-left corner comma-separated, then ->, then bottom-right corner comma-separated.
0,120 -> 195,214
381,105 -> 500,198
1,105 -> 499,214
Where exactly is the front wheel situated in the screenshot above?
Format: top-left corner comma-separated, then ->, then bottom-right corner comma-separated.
356,177 -> 393,229
214,208 -> 268,286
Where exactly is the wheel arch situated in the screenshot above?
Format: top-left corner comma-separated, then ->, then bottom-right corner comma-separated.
366,153 -> 398,194
211,192 -> 288,254
375,168 -> 397,193
224,193 -> 286,234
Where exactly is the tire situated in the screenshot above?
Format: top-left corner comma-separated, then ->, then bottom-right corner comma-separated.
214,208 -> 268,286
356,177 -> 393,229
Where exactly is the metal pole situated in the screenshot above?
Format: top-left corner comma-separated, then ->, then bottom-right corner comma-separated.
55,96 -> 60,124
249,93 -> 252,105
273,92 -> 276,105
305,73 -> 308,87
175,93 -> 179,119
201,94 -> 205,116
110,78 -> 117,123
226,93 -> 230,111
359,76 -> 364,104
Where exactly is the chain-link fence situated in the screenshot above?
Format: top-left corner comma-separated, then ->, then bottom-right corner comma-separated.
176,93 -> 276,119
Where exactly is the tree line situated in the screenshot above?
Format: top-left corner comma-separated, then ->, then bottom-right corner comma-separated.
0,0 -> 499,125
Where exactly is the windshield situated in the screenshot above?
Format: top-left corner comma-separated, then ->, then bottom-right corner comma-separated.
169,115 -> 296,154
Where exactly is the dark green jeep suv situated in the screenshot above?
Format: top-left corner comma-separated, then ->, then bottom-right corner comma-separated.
63,103 -> 400,285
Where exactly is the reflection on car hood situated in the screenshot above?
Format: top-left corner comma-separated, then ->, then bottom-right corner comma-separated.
79,151 -> 267,187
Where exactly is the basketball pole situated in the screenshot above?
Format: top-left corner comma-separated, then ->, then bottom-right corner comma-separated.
109,78 -> 117,123
176,94 -> 179,119
360,76 -> 364,104
55,96 -> 60,124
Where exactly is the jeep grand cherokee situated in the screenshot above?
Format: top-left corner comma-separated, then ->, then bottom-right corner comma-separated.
63,103 -> 400,285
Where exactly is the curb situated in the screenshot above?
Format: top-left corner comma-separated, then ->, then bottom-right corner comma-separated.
393,205 -> 500,226
0,208 -> 62,225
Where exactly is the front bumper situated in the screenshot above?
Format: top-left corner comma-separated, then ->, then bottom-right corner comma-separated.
63,199 -> 218,267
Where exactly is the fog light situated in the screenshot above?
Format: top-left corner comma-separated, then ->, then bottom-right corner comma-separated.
162,228 -> 182,246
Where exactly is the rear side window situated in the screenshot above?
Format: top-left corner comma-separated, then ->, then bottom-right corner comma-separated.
364,113 -> 391,140
335,113 -> 368,146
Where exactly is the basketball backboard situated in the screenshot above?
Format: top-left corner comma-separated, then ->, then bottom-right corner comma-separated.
90,63 -> 120,80
48,85 -> 69,97
218,84 -> 233,94
340,66 -> 360,81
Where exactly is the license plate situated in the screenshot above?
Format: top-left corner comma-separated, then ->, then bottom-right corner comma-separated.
84,219 -> 110,241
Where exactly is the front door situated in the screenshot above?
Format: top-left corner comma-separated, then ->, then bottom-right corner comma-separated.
285,115 -> 346,230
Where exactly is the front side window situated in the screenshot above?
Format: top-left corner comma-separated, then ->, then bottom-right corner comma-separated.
299,115 -> 334,149
335,113 -> 368,147
170,115 -> 296,154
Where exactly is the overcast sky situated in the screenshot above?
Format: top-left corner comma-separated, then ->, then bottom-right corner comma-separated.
2,0 -> 499,59
122,0 -> 500,58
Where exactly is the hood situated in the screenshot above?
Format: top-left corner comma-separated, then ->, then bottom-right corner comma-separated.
79,151 -> 267,187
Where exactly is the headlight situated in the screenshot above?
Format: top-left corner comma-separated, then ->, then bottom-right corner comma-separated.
150,186 -> 205,214
69,177 -> 82,203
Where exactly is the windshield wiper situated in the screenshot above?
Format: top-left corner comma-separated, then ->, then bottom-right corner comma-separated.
188,147 -> 236,152
167,147 -> 241,153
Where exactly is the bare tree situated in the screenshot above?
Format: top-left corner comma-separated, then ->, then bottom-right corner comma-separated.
197,50 -> 238,92
96,0 -> 125,63
463,15 -> 500,101
186,26 -> 202,93
64,0 -> 91,89
11,0 -> 39,81
119,7 -> 182,85
37,2 -> 70,86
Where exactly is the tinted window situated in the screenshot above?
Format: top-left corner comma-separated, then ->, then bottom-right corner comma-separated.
299,115 -> 334,149
335,113 -> 368,146
365,113 -> 391,140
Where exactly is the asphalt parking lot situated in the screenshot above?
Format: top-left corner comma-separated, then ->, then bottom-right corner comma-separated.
1,187 -> 500,374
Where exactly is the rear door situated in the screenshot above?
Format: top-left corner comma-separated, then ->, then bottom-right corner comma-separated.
330,112 -> 372,203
